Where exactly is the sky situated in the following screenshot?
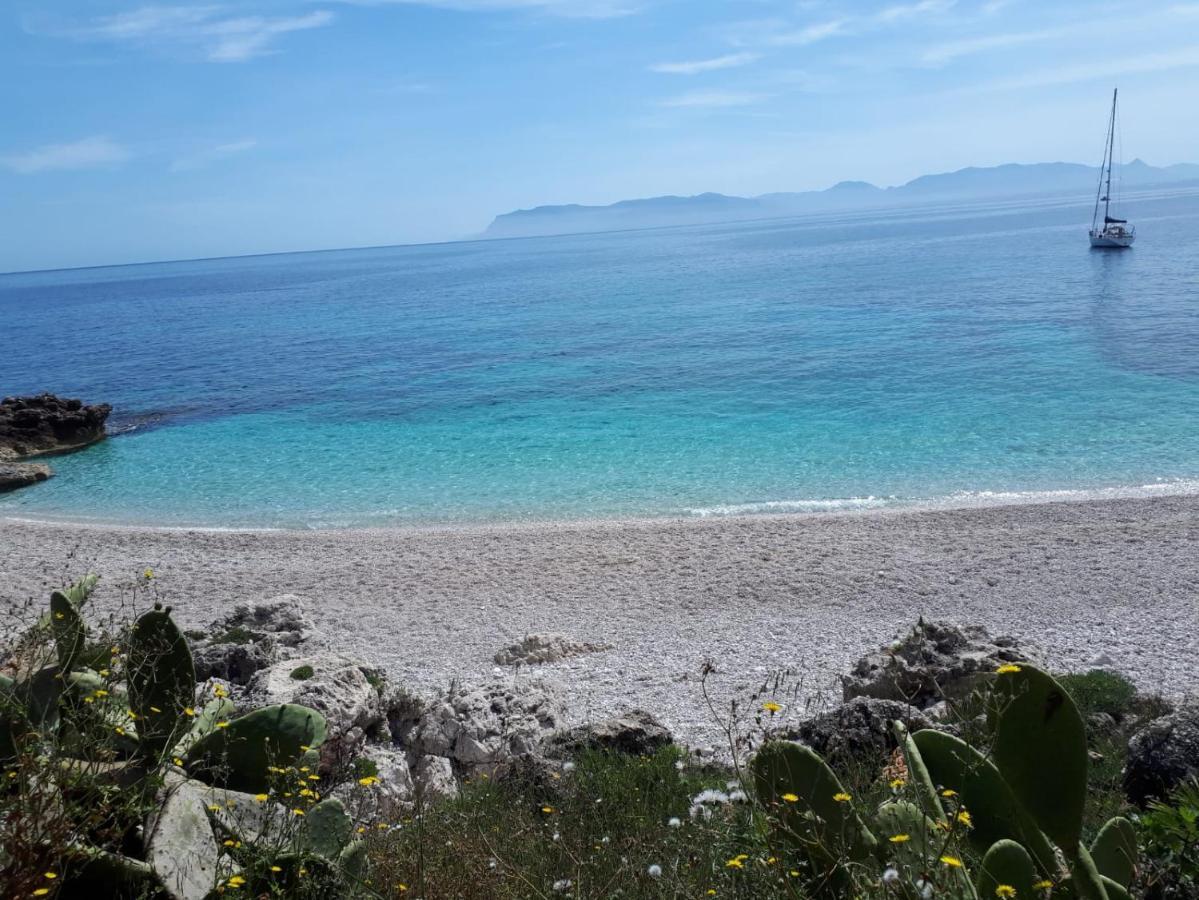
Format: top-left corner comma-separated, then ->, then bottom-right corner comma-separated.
1,0 -> 1198,271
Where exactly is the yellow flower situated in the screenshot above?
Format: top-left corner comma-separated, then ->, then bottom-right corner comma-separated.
94,689 -> 109,698
725,858 -> 744,869
255,793 -> 268,802
397,886 -> 408,893
144,568 -> 154,579
889,833 -> 911,843
541,805 -> 554,813
1033,880 -> 1054,891
54,612 -> 64,620
996,887 -> 1017,899
33,891 -> 50,897
781,793 -> 799,803
707,891 -> 717,897
358,776 -> 379,787
114,726 -> 125,736
889,778 -> 906,789
940,855 -> 964,868
43,873 -> 57,880
99,669 -> 110,676
762,701 -> 781,713
941,788 -> 958,797
270,866 -> 282,873
833,792 -> 851,803
149,706 -> 161,713
227,875 -> 245,888
184,707 -> 195,717
223,839 -> 235,847
292,808 -> 305,816
215,721 -> 230,729
307,774 -> 321,781
996,664 -> 1023,675
208,804 -> 222,812
214,685 -> 229,698
957,810 -> 973,828
173,757 -> 184,767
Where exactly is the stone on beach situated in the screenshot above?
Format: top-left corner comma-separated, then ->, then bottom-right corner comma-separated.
785,697 -> 935,765
1124,694 -> 1199,805
0,461 -> 52,493
549,710 -> 673,757
494,633 -> 613,666
0,393 -> 111,458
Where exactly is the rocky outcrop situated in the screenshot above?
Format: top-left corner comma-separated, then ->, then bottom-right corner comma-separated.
0,462 -> 52,493
1124,694 -> 1199,805
784,697 -> 934,765
0,394 -> 111,493
548,710 -> 672,758
190,595 -> 324,685
0,393 -> 111,459
842,619 -> 1036,709
494,633 -> 612,666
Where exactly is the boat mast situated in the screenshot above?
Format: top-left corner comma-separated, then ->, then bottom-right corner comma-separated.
1093,88 -> 1117,232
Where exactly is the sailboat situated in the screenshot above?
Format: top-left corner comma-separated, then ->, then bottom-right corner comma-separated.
1089,88 -> 1135,248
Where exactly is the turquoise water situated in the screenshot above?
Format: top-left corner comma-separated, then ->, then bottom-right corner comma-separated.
2,191 -> 1199,528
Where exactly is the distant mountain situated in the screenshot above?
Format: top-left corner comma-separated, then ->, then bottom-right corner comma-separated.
481,160 -> 1199,239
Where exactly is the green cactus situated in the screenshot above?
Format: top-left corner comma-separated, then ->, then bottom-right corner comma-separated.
1089,816 -> 1137,889
62,573 -> 100,607
874,800 -> 936,862
893,721 -> 944,822
184,703 -> 327,793
127,604 -> 197,759
990,665 -> 1088,853
337,840 -> 369,882
60,846 -> 162,898
751,740 -> 878,861
172,696 -> 236,759
304,798 -> 354,859
50,589 -> 87,673
911,729 -> 1057,875
975,839 -> 1038,900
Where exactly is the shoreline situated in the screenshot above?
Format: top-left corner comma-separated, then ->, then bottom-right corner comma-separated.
2,492 -> 1197,749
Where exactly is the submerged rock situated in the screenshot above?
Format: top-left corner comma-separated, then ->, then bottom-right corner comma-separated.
0,462 -> 52,493
842,619 -> 1035,709
0,393 -> 111,459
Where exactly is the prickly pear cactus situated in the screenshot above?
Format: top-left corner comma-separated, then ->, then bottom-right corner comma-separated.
50,589 -> 87,673
128,604 -> 196,758
184,703 -> 327,793
1090,816 -> 1137,889
304,798 -> 353,859
893,721 -> 944,822
975,839 -> 1037,899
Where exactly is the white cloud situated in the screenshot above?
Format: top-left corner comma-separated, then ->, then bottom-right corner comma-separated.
1,136 -> 131,174
649,52 -> 760,75
770,19 -> 848,47
38,6 -> 334,62
330,0 -> 638,18
170,139 -> 259,172
961,43 -> 1199,92
921,28 -> 1058,64
763,1 -> 953,47
658,89 -> 767,108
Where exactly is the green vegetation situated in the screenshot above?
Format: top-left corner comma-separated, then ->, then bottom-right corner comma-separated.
290,664 -> 315,681
1137,777 -> 1199,898
1059,670 -> 1138,720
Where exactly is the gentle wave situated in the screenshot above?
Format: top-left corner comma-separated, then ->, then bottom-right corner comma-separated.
682,497 -> 894,516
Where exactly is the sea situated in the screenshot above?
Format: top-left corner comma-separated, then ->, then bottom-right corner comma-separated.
2,189 -> 1198,529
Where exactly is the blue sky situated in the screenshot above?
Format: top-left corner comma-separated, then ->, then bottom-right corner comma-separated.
2,0 -> 1197,271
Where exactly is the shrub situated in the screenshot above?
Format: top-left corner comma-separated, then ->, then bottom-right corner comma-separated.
1138,777 -> 1199,899
1058,669 -> 1138,719
290,664 -> 316,681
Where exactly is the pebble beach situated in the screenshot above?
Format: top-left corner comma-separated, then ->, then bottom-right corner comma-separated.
3,493 -> 1197,749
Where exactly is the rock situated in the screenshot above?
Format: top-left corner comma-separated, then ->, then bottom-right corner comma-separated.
192,641 -> 275,686
843,620 -> 1036,709
217,595 -> 321,653
404,678 -> 564,771
328,745 -> 414,823
246,654 -> 386,773
1124,694 -> 1199,805
413,755 -> 458,802
494,633 -> 612,666
0,393 -> 111,459
549,710 -> 673,757
0,462 -> 52,493
784,698 -> 934,765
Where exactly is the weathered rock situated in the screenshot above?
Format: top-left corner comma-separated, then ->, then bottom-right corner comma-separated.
494,633 -> 612,666
404,678 -> 563,771
328,745 -> 414,823
246,654 -> 386,772
413,755 -> 458,802
0,393 -> 111,458
842,620 -> 1035,709
217,595 -> 321,653
0,462 -> 52,493
784,697 -> 934,765
192,641 -> 275,686
1124,694 -> 1199,805
549,710 -> 672,757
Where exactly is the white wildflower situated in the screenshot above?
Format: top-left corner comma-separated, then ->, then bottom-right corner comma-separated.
916,878 -> 934,899
601,836 -> 610,844
647,864 -> 662,878
727,789 -> 748,803
562,761 -> 576,773
552,831 -> 561,842
675,760 -> 685,771
553,879 -> 573,892
883,867 -> 900,883
691,789 -> 729,806
488,858 -> 498,870
667,817 -> 681,828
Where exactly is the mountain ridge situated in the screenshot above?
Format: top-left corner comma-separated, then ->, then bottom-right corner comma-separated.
482,160 -> 1199,239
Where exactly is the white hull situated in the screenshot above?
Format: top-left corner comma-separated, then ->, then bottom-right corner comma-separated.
1089,231 -> 1135,248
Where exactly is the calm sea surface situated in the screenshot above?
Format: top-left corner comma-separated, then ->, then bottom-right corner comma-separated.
2,191 -> 1198,528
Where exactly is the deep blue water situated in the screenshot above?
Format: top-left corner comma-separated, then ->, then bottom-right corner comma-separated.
2,190 -> 1198,528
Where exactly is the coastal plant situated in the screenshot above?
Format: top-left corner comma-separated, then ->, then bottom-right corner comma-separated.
750,663 -> 1141,899
1136,777 -> 1199,898
0,575 -> 374,900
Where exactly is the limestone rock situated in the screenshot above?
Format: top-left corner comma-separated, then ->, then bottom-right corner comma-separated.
329,745 -> 414,824
219,595 -> 321,653
413,755 -> 458,802
246,654 -> 386,772
549,709 -> 673,757
192,641 -> 274,686
842,620 -> 1036,709
0,393 -> 111,458
0,462 -> 52,493
1124,694 -> 1199,805
784,697 -> 934,765
494,633 -> 612,666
